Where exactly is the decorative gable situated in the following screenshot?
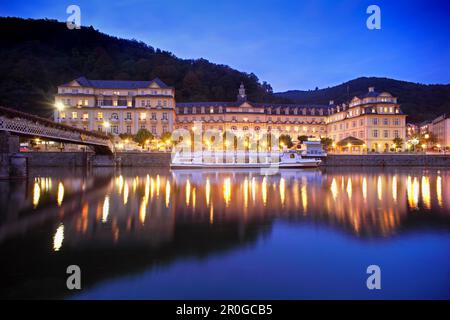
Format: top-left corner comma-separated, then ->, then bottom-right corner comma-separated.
149,81 -> 160,89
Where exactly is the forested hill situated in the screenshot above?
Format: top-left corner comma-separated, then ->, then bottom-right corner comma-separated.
276,77 -> 450,123
0,18 -> 448,123
0,17 -> 281,117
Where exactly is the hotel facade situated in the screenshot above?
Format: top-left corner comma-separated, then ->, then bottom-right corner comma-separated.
54,77 -> 176,137
430,114 -> 450,149
55,78 -> 407,152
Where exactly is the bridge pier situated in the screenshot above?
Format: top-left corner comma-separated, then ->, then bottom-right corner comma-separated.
0,132 -> 27,179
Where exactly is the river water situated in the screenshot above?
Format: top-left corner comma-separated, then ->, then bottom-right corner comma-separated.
0,167 -> 449,299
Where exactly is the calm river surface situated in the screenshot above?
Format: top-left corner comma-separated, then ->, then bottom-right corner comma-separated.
0,167 -> 449,299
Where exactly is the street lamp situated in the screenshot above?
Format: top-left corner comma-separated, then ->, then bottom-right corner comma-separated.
103,121 -> 111,134
410,138 -> 419,152
55,101 -> 65,112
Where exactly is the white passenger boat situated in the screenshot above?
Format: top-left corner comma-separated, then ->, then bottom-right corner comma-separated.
298,140 -> 327,159
170,150 -> 321,169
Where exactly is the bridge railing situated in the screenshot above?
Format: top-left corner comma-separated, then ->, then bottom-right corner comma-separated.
0,106 -> 112,149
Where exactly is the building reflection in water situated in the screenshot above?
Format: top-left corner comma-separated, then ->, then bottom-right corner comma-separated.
1,168 -> 449,250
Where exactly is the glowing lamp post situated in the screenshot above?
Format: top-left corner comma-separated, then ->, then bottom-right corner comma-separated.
410,138 -> 419,152
103,121 -> 111,134
55,101 -> 65,112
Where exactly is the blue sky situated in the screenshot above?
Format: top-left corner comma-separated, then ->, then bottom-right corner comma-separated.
1,0 -> 450,91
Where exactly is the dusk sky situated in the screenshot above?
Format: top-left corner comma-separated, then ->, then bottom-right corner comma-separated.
2,0 -> 450,91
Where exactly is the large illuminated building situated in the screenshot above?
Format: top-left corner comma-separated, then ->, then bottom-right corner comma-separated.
175,84 -> 328,139
430,114 -> 450,149
54,77 -> 176,137
54,79 -> 407,151
326,87 -> 406,152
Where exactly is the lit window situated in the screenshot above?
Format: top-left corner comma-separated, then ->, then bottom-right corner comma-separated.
72,112 -> 78,119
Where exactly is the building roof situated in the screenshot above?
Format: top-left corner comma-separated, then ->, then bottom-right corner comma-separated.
176,101 -> 330,116
359,91 -> 380,98
432,114 -> 449,124
176,101 -> 238,108
62,77 -> 173,89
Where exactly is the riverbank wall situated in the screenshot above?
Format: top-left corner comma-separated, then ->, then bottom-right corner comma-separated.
8,152 -> 450,168
321,154 -> 450,167
22,152 -> 172,167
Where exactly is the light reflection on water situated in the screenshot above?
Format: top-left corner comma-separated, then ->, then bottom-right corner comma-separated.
0,167 -> 449,299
